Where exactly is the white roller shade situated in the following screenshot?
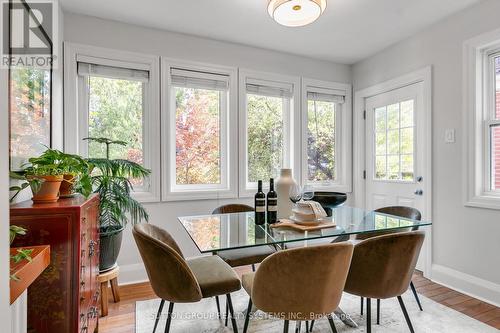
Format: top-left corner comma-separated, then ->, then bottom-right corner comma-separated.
306,86 -> 346,103
246,78 -> 294,98
170,68 -> 229,91
77,62 -> 149,82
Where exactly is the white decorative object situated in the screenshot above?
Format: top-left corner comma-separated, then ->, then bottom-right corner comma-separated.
291,201 -> 327,224
276,168 -> 297,219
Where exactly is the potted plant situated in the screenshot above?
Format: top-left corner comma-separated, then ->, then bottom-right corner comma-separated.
10,163 -> 64,204
9,148 -> 93,203
84,137 -> 150,272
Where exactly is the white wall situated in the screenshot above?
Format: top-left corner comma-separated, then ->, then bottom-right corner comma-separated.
62,12 -> 352,284
1,68 -> 12,333
353,0 -> 500,306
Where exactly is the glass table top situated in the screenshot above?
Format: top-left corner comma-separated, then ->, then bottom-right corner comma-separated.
178,205 -> 432,253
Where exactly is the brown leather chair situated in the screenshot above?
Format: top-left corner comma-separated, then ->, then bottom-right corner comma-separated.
241,242 -> 354,333
212,204 -> 276,270
345,231 -> 425,333
357,206 -> 424,321
133,223 -> 242,333
212,204 -> 277,325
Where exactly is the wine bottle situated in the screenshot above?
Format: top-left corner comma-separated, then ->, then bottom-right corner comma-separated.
267,178 -> 278,224
254,180 -> 266,225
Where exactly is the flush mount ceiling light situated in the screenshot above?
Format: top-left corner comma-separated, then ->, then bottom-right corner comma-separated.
268,0 -> 327,27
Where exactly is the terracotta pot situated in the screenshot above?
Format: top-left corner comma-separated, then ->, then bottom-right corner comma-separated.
59,174 -> 76,197
28,175 -> 64,204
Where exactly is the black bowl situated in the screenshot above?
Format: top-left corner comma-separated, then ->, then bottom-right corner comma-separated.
312,192 -> 348,216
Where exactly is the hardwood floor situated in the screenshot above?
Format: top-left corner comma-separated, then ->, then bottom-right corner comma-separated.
99,269 -> 500,332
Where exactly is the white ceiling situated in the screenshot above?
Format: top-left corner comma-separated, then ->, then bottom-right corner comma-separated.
59,0 -> 482,64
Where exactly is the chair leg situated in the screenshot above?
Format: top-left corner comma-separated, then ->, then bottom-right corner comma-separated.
225,301 -> 229,326
410,281 -> 423,311
295,321 -> 302,333
397,296 -> 415,333
251,264 -> 256,272
164,302 -> 174,333
152,300 -> 165,333
327,315 -> 338,333
360,296 -> 364,315
215,296 -> 221,319
366,298 -> 372,333
309,320 -> 314,332
243,298 -> 252,333
226,294 -> 239,333
376,299 -> 380,325
305,321 -> 309,332
283,320 -> 290,333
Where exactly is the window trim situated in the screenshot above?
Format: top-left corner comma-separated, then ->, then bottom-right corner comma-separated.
301,78 -> 352,192
161,58 -> 238,201
463,29 -> 500,210
63,43 -> 161,202
238,69 -> 301,197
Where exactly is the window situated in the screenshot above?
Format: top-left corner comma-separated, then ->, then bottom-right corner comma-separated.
163,60 -> 237,200
490,55 -> 500,190
239,71 -> 300,195
464,32 -> 500,209
373,100 -> 414,181
64,44 -> 161,202
302,79 -> 352,192
9,67 -> 52,170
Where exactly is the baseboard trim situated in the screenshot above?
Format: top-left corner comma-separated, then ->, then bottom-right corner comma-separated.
431,264 -> 500,308
117,263 -> 148,286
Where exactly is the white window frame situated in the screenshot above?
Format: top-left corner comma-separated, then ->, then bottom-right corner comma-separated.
162,58 -> 238,201
238,69 -> 300,197
464,29 -> 500,210
64,43 -> 161,202
301,78 -> 352,192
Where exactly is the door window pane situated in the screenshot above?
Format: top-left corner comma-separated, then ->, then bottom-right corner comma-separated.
307,100 -> 336,182
174,87 -> 221,185
9,67 -> 51,170
373,99 -> 415,182
247,94 -> 284,183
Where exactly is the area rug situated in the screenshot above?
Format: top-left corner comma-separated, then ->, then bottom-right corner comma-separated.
136,289 -> 496,332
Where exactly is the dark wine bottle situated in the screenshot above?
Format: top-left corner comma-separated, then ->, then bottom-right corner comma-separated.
254,180 -> 266,225
267,178 -> 277,224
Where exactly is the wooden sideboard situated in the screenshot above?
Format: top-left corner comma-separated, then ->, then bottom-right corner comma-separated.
11,195 -> 100,333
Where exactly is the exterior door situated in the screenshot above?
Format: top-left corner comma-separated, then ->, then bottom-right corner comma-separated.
365,82 -> 428,270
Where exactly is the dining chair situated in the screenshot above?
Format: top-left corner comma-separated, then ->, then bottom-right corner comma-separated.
241,242 -> 354,333
357,206 -> 424,323
212,204 -> 277,325
344,231 -> 425,333
132,223 -> 242,333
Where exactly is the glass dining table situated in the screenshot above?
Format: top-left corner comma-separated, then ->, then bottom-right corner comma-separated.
178,205 -> 432,327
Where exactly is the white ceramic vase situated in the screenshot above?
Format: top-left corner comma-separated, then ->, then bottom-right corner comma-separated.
275,168 -> 297,219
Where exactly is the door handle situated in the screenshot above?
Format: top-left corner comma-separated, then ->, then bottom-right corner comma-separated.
414,190 -> 423,196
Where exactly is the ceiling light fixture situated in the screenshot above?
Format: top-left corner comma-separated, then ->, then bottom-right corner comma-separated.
268,0 -> 327,27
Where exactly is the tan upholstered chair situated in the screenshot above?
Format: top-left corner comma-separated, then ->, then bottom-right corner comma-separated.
212,204 -> 277,325
357,206 -> 424,323
345,231 -> 425,333
212,204 -> 276,270
133,224 -> 242,333
241,242 -> 354,333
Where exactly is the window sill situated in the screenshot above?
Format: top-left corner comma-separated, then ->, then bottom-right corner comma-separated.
162,189 -> 238,202
465,193 -> 500,210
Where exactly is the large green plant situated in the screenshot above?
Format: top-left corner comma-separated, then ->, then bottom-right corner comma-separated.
84,137 -> 150,228
9,148 -> 93,201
